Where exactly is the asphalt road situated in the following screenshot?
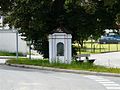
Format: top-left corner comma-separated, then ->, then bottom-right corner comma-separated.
0,65 -> 120,90
91,52 -> 120,68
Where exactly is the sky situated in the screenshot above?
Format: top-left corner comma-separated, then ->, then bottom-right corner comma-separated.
0,16 -> 9,29
0,16 -> 3,26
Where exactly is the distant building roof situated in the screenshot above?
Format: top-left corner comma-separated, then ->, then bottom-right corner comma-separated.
50,26 -> 71,34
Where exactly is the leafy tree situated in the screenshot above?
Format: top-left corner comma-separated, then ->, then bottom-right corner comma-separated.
1,0 -> 120,57
66,4 -> 95,47
0,0 -> 14,15
1,0 -> 66,58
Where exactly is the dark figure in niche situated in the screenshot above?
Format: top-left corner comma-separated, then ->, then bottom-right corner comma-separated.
57,42 -> 64,56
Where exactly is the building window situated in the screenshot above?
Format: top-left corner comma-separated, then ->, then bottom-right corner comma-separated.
57,42 -> 64,56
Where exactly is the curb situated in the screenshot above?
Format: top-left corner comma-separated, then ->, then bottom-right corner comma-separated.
0,56 -> 16,59
0,56 -> 26,59
6,63 -> 120,77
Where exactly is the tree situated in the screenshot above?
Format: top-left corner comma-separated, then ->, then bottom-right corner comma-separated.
65,0 -> 104,47
1,0 -> 66,58
1,0 -> 119,57
66,5 -> 95,47
0,0 -> 14,15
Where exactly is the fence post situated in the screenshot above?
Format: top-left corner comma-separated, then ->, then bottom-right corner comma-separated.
117,43 -> 118,51
108,44 -> 110,52
90,36 -> 93,52
93,44 -> 95,53
16,31 -> 18,61
99,44 -> 101,53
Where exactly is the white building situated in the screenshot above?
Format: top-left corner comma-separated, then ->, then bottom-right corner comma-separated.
48,27 -> 72,64
0,16 -> 3,28
0,16 -> 10,29
0,16 -> 28,55
0,29 -> 27,55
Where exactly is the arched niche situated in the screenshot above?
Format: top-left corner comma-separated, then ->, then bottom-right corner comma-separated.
57,42 -> 64,56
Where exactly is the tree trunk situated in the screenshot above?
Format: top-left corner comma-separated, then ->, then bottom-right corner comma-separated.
79,40 -> 84,48
77,41 -> 81,54
77,39 -> 84,54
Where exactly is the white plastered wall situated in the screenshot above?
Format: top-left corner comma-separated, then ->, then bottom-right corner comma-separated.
0,30 -> 27,55
49,33 -> 72,64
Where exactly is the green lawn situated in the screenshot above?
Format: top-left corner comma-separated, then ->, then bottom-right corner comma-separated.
0,51 -> 24,56
74,42 -> 120,54
7,58 -> 120,74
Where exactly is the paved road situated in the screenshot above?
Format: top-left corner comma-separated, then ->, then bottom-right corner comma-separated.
0,59 -> 7,64
91,52 -> 120,68
0,65 -> 120,90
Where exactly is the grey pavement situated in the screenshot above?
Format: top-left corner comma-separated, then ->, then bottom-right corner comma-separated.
0,59 -> 7,64
27,55 -> 43,59
0,65 -> 120,90
91,52 -> 120,68
0,53 -> 120,90
0,54 -> 43,64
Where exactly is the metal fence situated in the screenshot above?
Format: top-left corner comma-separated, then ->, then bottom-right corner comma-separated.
80,41 -> 120,53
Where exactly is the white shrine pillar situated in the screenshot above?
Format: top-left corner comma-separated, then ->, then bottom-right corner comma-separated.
48,27 -> 72,64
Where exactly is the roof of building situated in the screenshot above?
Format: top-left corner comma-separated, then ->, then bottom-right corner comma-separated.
50,26 -> 71,34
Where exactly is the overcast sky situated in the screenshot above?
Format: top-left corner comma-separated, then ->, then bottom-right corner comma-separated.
0,16 -> 3,24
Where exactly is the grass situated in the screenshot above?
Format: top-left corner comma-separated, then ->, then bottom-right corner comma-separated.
0,51 -> 25,56
74,41 -> 120,54
7,58 -> 120,74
